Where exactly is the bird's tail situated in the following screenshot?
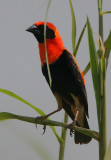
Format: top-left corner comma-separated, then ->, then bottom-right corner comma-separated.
62,101 -> 92,144
74,115 -> 92,144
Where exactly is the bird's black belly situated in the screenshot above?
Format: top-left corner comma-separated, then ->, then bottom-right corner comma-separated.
42,51 -> 81,105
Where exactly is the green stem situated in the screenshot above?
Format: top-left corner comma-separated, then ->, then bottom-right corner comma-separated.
59,113 -> 68,160
0,112 -> 100,141
99,58 -> 107,160
99,15 -> 103,40
100,11 -> 111,16
44,0 -> 52,87
98,0 -> 107,159
102,58 -> 107,154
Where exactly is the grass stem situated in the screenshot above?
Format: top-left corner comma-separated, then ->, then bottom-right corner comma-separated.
59,113 -> 68,160
98,0 -> 107,159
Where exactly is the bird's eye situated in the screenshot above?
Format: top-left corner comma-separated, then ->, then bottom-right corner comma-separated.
37,25 -> 44,32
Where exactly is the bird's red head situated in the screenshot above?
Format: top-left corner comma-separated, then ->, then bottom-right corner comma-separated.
26,21 -> 64,65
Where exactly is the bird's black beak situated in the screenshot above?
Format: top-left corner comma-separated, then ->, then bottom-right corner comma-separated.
26,24 -> 40,34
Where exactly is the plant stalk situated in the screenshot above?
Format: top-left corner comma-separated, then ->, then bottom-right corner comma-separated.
102,58 -> 107,154
99,57 -> 107,160
99,58 -> 106,160
98,0 -> 107,159
0,112 -> 100,141
59,112 -> 68,160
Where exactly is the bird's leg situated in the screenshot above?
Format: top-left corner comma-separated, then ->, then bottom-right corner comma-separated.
67,109 -> 79,137
73,109 -> 79,126
35,106 -> 62,134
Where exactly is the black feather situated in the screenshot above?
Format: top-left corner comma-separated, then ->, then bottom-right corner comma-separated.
42,49 -> 88,115
42,49 -> 91,144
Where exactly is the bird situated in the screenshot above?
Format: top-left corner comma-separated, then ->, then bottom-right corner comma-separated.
26,21 -> 92,144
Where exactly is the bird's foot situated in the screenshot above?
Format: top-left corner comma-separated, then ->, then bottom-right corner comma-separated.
67,120 -> 76,137
67,109 -> 79,136
35,116 -> 47,135
35,108 -> 62,135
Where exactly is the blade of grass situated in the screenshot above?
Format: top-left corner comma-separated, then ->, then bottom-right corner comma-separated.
75,22 -> 87,57
0,112 -> 100,142
0,88 -> 62,143
100,11 -> 111,16
97,32 -> 107,160
59,112 -> 68,160
104,30 -> 111,68
97,0 -> 107,158
100,56 -> 107,157
0,88 -> 44,114
44,0 -> 52,87
69,0 -> 76,54
83,62 -> 90,76
87,18 -> 100,126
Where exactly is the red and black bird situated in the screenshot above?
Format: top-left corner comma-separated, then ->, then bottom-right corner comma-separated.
26,21 -> 92,144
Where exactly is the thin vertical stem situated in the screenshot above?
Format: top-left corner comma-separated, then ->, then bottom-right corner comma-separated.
44,0 -> 52,87
59,113 -> 68,160
99,58 -> 106,160
99,16 -> 103,40
103,58 -> 107,152
100,58 -> 107,153
98,0 -> 107,159
98,0 -> 103,39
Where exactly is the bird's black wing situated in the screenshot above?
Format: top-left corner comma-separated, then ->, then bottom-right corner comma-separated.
42,49 -> 89,117
62,49 -> 89,117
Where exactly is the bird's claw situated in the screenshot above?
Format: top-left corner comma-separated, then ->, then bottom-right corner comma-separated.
35,116 -> 47,134
42,125 -> 46,135
67,122 -> 76,137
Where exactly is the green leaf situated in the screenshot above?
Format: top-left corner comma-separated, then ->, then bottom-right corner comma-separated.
51,125 -> 63,144
0,112 -> 63,144
0,88 -> 44,114
104,139 -> 111,160
87,18 -> 100,125
83,62 -> 90,76
100,11 -> 111,16
75,22 -> 87,57
0,88 -> 62,144
104,30 -> 111,68
0,112 -> 99,142
69,0 -> 76,54
0,112 -> 35,122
